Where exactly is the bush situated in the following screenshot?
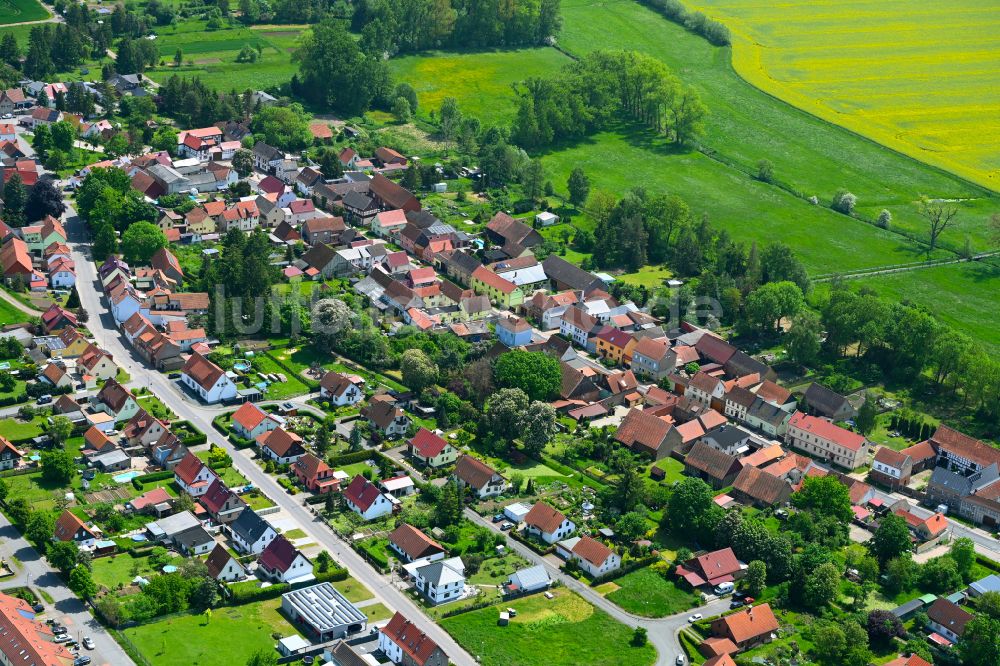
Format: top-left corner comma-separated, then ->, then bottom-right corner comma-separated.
831,189 -> 857,215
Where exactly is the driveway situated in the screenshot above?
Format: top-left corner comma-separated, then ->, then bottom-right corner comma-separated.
0,512 -> 134,665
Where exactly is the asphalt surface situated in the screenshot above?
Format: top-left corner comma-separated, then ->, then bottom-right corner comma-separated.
0,512 -> 133,665
66,207 -> 478,666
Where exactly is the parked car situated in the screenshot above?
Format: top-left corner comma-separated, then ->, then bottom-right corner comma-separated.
82,637 -> 94,650
675,656 -> 685,666
74,656 -> 91,666
37,394 -> 53,405
492,514 -> 504,523
31,603 -> 43,613
730,599 -> 745,609
687,614 -> 702,623
53,634 -> 70,644
167,372 -> 181,379
499,522 -> 513,531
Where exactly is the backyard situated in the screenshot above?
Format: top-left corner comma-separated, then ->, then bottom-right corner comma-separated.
601,567 -> 698,617
440,589 -> 656,666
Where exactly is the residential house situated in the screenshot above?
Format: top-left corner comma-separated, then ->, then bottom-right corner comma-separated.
0,436 -> 22,471
40,362 -> 73,389
452,455 -> 505,499
257,428 -> 306,465
470,266 -> 524,309
484,212 -> 542,249
675,547 -> 744,589
871,447 -> 914,489
379,612 -> 449,666
686,372 -> 726,410
54,510 -> 98,547
594,327 -> 635,365
302,216 -> 347,246
231,401 -> 282,440
895,509 -> 949,543
173,451 -> 219,498
362,397 -> 411,439
122,409 -> 166,448
1,238 -> 32,279
178,127 -> 223,161
403,556 -> 465,605
78,344 -> 116,380
40,304 -> 77,333
542,255 -> 605,293
292,453 -> 339,494
372,209 -> 408,238
630,337 -> 676,381
523,502 -> 575,544
559,535 -> 620,577
205,543 -> 246,582
496,315 -> 532,348
926,598 -> 972,644
786,412 -> 870,470
150,247 -> 184,284
228,508 -> 278,555
199,478 -> 245,525
710,604 -> 779,652
319,371 -> 364,406
253,142 -> 284,173
180,352 -> 238,404
92,379 -> 140,422
408,428 -> 458,468
342,475 -> 394,521
388,523 -> 445,564
259,535 -> 312,584
560,306 -> 600,349
744,398 -> 793,438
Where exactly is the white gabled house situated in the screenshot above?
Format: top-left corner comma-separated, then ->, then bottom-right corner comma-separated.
523,502 -> 575,544
180,352 -> 238,404
173,451 -> 219,498
228,508 -> 278,555
342,475 -> 395,521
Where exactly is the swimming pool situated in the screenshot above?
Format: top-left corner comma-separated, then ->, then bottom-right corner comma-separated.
233,361 -> 251,372
113,471 -> 141,483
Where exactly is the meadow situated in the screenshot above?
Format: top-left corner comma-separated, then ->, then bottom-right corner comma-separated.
143,21 -> 306,92
0,0 -> 49,25
388,48 -> 573,125
684,0 -> 1000,193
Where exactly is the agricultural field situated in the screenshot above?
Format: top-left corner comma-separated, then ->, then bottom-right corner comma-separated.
684,0 -> 1000,192
143,21 -> 306,92
388,48 -> 573,125
440,589 -> 656,666
0,0 -> 49,25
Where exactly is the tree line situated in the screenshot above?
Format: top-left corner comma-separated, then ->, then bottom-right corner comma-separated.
639,0 -> 731,46
511,49 -> 707,149
350,0 -> 561,55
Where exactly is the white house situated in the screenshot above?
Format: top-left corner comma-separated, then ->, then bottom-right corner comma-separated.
452,455 -> 505,499
342,475 -> 394,521
319,371 -> 363,406
378,613 -> 448,666
402,556 -> 466,605
259,535 -> 313,584
556,535 -> 621,578
228,508 -> 279,555
173,452 -> 219,498
231,401 -> 283,440
180,352 -> 238,404
523,502 -> 575,544
407,428 -> 458,468
257,428 -> 306,466
205,543 -> 246,582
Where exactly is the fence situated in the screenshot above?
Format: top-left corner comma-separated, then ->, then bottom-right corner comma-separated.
257,505 -> 281,516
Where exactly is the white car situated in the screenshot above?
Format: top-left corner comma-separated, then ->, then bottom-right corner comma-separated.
675,657 -> 685,666
82,637 -> 94,650
687,613 -> 702,623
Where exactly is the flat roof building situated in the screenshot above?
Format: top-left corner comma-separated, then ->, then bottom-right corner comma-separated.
281,582 -> 367,642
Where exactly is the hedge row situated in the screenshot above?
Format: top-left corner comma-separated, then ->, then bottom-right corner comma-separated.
0,393 -> 28,407
327,449 -> 394,469
509,529 -> 554,556
230,434 -> 255,449
590,555 -> 660,586
226,567 -> 347,604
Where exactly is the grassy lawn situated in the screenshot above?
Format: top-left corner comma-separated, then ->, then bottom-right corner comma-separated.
337,461 -> 376,479
469,553 -> 531,586
440,589 -> 656,666
389,47 -> 574,125
0,416 -> 46,441
137,394 -> 176,421
121,598 -> 300,666
685,0 -> 1000,192
282,528 -> 307,540
91,552 -> 183,590
651,457 -> 687,484
508,460 -> 567,480
331,575 -> 375,604
363,602 -> 394,624
143,21 -> 305,91
0,297 -> 29,327
243,489 -> 276,511
246,353 -> 310,400
604,567 -> 698,617
616,265 -> 673,288
278,344 -> 408,393
0,0 -> 49,24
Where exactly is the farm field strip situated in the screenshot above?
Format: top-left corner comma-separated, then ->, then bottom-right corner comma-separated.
684,0 -> 1000,191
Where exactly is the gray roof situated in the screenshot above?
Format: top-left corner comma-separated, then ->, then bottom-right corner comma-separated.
511,565 -> 550,589
413,556 -> 465,587
152,510 -> 199,537
970,574 -> 1000,596
700,425 -> 752,451
230,508 -> 274,543
747,397 -> 791,427
173,523 -> 214,550
254,142 -> 283,161
282,582 -> 366,633
147,163 -> 186,185
929,463 -> 1000,497
92,449 -> 130,468
342,190 -> 374,210
804,383 -> 852,416
891,598 -> 925,618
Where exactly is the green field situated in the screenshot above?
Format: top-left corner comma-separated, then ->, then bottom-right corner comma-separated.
144,22 -> 306,91
603,567 -> 698,617
685,0 -> 1000,192
821,260 -> 1000,354
121,598 -> 299,666
0,297 -> 29,327
389,48 -> 573,125
440,590 -> 656,666
0,0 -> 49,25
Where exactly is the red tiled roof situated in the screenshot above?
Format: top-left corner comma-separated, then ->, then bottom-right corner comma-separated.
259,535 -> 302,574
257,428 -> 304,458
524,502 -> 567,534
381,612 -> 443,666
788,412 -> 867,451
453,455 -> 499,490
572,535 -> 614,567
182,352 -> 226,391
232,402 -> 270,432
342,475 -> 384,512
714,604 -> 779,644
129,487 -> 171,511
174,451 -> 211,486
388,523 -> 444,561
409,428 -> 449,458
615,408 -> 671,452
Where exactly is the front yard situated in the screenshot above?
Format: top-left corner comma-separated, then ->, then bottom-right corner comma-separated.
440,589 -> 656,666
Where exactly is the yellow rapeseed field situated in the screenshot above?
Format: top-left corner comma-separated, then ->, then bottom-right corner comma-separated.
685,0 -> 1000,191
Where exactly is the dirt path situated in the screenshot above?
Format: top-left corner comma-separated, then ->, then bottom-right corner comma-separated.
0,287 -> 43,317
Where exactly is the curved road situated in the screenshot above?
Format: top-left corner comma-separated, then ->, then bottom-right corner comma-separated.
0,286 -> 43,317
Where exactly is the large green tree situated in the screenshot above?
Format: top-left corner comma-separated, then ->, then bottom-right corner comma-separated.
870,514 -> 912,564
493,350 -> 561,401
792,475 -> 853,523
120,221 -> 167,264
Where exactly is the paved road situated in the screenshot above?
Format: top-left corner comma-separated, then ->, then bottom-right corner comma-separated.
0,285 -> 42,317
65,208 -> 478,666
0,512 -> 134,666
464,508 -> 730,666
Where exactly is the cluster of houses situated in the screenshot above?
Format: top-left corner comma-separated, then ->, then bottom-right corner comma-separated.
0,216 -> 74,291
35,325 -> 118,395
96,253 -> 210,371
